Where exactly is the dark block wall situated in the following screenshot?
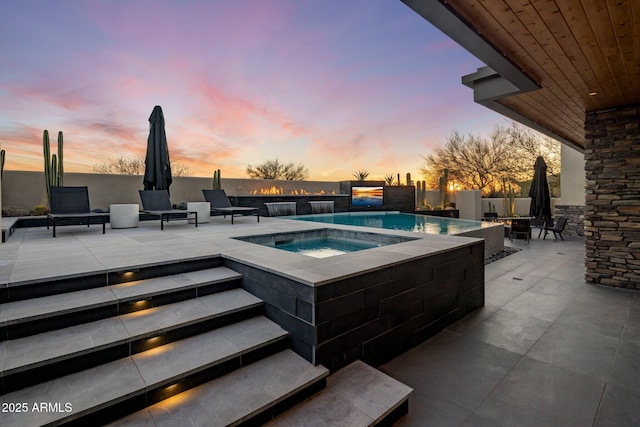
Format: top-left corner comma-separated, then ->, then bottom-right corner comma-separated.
383,186 -> 416,213
225,240 -> 485,371
585,104 -> 640,289
339,181 -> 386,194
223,259 -> 317,361
229,195 -> 351,216
314,243 -> 484,371
230,187 -> 416,216
338,182 -> 416,213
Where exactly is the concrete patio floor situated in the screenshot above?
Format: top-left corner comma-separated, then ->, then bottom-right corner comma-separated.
1,219 -> 638,426
382,236 -> 640,427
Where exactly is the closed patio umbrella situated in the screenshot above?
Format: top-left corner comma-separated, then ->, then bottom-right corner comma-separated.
143,105 -> 173,195
528,156 -> 551,223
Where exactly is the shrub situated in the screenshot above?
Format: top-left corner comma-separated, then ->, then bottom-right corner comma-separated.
33,205 -> 50,215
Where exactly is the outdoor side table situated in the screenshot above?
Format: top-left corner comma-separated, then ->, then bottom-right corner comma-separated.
109,204 -> 139,229
187,202 -> 210,224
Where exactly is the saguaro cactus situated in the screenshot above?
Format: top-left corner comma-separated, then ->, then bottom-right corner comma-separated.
406,172 -> 412,186
213,169 -> 221,190
0,149 -> 5,178
439,169 -> 449,207
502,178 -> 515,217
43,130 -> 64,206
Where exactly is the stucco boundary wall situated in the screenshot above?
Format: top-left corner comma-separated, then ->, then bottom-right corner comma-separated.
4,170 -> 565,222
420,190 -> 560,219
1,171 -> 341,212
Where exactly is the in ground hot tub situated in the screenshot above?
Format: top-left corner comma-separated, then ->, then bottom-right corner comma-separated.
234,228 -> 417,258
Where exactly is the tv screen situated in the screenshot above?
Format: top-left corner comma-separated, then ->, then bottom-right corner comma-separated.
351,186 -> 384,206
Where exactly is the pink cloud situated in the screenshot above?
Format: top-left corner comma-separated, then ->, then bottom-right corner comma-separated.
188,77 -> 313,147
0,1 -> 507,181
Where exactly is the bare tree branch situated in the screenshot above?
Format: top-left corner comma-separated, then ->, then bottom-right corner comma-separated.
420,121 -> 561,197
246,159 -> 309,180
92,156 -> 192,177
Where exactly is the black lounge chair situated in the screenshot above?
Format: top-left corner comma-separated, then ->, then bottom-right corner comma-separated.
139,190 -> 197,230
483,212 -> 498,221
47,186 -> 108,238
543,216 -> 567,240
202,189 -> 259,224
509,218 -> 531,243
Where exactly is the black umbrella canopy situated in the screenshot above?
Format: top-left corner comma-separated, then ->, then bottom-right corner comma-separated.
143,105 -> 173,195
528,156 -> 551,222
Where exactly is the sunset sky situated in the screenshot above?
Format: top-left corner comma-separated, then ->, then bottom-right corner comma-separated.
0,0 -> 506,181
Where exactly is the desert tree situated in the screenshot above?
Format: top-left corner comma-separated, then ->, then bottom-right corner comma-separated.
246,159 -> 309,180
93,156 -> 192,177
420,121 -> 560,197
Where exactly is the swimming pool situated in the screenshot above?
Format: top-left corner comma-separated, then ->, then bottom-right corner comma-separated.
289,211 -> 491,236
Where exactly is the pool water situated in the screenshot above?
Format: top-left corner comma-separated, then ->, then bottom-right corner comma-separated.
234,228 -> 416,258
275,237 -> 379,258
289,212 -> 489,235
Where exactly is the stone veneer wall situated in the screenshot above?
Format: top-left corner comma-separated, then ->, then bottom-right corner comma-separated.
584,104 -> 640,289
554,205 -> 585,237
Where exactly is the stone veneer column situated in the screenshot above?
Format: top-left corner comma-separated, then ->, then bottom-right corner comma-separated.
584,105 -> 640,289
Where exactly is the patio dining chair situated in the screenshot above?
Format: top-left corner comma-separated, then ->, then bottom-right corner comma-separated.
509,218 -> 531,243
139,190 -> 198,230
202,189 -> 259,224
530,217 -> 547,239
543,216 -> 567,240
47,186 -> 108,238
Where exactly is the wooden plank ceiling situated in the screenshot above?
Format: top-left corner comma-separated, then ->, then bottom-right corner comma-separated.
441,0 -> 640,150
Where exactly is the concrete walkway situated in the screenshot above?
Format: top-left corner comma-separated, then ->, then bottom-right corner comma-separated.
381,236 -> 639,427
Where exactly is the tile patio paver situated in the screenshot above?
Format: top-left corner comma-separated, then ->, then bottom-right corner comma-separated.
1,222 -> 638,426
381,237 -> 640,427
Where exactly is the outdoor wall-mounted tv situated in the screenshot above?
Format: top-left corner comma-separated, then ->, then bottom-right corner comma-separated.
351,186 -> 384,207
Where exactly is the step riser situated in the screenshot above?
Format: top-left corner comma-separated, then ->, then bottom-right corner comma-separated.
2,342 -> 130,397
64,395 -> 147,427
3,274 -> 107,304
2,257 -> 225,303
1,278 -> 241,341
1,305 -> 117,342
1,305 -> 263,394
35,338 -> 290,427
373,400 -> 409,427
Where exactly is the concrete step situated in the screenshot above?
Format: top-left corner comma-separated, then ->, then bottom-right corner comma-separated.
0,316 -> 289,427
109,349 -> 330,427
265,361 -> 413,427
1,288 -> 262,394
1,266 -> 242,340
1,256 -> 227,303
